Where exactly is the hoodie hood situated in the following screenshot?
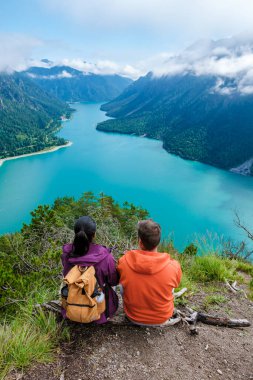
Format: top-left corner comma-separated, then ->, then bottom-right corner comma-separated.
125,250 -> 171,275
62,243 -> 110,266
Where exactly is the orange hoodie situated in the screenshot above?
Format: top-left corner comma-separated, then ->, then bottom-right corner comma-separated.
118,250 -> 182,324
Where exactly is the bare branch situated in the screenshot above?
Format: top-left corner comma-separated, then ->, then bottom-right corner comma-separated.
234,211 -> 253,241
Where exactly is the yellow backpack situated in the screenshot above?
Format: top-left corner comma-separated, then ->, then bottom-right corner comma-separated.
61,265 -> 106,323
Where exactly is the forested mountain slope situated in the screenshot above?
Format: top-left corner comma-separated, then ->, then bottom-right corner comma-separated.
97,73 -> 253,171
0,72 -> 71,158
22,65 -> 132,102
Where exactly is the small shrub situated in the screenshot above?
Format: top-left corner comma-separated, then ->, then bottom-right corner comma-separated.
183,243 -> 198,256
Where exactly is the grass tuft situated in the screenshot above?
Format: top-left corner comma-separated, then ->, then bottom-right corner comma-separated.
234,261 -> 253,276
203,294 -> 227,309
0,307 -> 69,379
187,255 -> 235,282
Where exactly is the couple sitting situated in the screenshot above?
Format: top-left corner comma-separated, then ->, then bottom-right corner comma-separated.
61,216 -> 182,326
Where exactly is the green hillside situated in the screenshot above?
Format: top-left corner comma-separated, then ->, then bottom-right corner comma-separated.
0,73 -> 71,159
97,73 -> 253,172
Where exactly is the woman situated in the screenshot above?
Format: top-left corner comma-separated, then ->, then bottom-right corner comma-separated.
61,216 -> 119,324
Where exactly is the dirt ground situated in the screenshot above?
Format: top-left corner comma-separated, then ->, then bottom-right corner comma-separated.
10,288 -> 253,380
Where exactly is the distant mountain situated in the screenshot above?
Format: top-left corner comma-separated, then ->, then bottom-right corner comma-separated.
0,72 -> 71,159
97,37 -> 253,174
22,65 -> 133,102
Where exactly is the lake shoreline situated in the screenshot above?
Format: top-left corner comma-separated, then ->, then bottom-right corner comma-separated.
230,157 -> 253,176
0,141 -> 73,167
97,125 -> 247,177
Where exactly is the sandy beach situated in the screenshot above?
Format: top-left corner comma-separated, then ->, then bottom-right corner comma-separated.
0,141 -> 73,167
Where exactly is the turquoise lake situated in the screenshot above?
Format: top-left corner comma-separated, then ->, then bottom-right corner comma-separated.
1,102 -> 253,250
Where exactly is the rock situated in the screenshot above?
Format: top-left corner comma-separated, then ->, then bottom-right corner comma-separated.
217,369 -> 223,375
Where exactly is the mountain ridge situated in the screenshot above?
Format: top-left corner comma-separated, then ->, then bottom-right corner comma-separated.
22,64 -> 133,102
97,72 -> 253,174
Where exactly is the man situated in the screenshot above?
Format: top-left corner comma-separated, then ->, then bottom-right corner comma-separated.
118,219 -> 182,326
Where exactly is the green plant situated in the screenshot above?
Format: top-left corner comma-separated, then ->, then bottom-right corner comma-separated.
202,285 -> 221,293
176,272 -> 196,293
174,297 -> 188,307
194,231 -> 224,256
235,261 -> 253,276
0,308 -> 68,379
203,294 -> 227,309
188,255 -> 235,282
248,283 -> 253,301
183,243 -> 198,256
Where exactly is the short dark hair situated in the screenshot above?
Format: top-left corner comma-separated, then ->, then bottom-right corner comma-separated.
137,219 -> 161,250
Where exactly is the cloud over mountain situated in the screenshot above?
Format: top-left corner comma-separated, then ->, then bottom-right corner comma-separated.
27,58 -> 140,79
26,34 -> 253,88
2,29 -> 253,94
59,59 -> 140,78
150,35 -> 253,95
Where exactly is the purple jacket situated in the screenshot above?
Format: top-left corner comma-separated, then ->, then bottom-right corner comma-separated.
61,243 -> 119,324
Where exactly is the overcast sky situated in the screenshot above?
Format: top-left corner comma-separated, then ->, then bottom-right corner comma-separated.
1,0 -> 253,77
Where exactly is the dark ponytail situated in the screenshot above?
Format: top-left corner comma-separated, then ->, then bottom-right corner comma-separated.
72,230 -> 90,257
71,216 -> 96,257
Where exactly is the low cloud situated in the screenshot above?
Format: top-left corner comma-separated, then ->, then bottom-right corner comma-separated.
27,70 -> 73,79
150,35 -> 253,95
0,33 -> 42,72
58,70 -> 73,78
2,30 -> 253,95
24,35 -> 253,93
28,58 -> 141,79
